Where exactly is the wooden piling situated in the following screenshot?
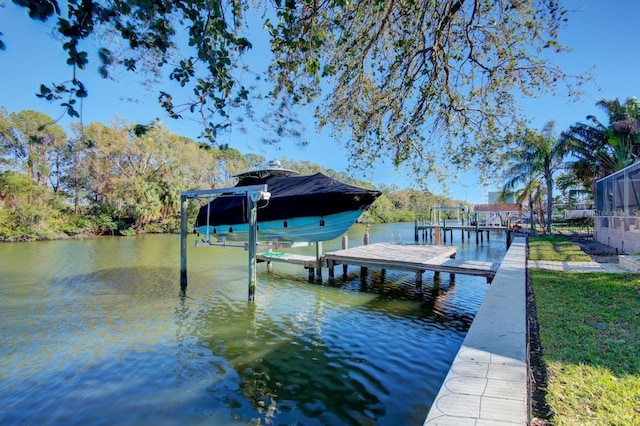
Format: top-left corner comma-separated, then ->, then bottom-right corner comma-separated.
180,195 -> 188,291
248,191 -> 259,301
328,259 -> 335,284
315,241 -> 323,283
342,236 -> 349,276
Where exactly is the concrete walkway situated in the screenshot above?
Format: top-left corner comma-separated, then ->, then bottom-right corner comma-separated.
424,238 -> 528,425
424,239 -> 634,425
529,260 -> 628,273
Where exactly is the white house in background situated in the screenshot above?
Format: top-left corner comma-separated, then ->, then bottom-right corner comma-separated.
563,189 -> 594,219
595,161 -> 640,254
473,204 -> 521,226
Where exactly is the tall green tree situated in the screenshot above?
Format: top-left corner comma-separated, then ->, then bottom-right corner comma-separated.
176,141 -> 224,189
81,121 -> 168,228
80,122 -> 126,205
0,171 -> 38,210
501,121 -> 565,233
5,0 -> 586,179
561,97 -> 640,192
0,109 -> 68,188
79,120 -> 242,229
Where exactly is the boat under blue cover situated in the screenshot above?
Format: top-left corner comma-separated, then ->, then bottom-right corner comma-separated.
195,167 -> 381,242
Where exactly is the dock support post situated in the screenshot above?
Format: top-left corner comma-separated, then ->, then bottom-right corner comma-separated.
416,270 -> 423,291
361,266 -> 368,278
414,219 -> 419,242
248,191 -> 259,302
342,236 -> 349,276
180,194 -> 188,291
475,212 -> 480,244
360,266 -> 368,287
315,241 -> 323,283
307,268 -> 314,282
328,260 -> 335,284
266,239 -> 274,271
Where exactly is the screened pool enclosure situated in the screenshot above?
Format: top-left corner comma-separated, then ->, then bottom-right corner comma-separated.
595,161 -> 640,254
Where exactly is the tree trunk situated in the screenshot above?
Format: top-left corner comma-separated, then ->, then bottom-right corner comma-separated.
546,175 -> 553,234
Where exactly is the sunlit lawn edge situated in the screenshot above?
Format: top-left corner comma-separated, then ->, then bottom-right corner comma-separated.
528,235 -> 592,262
530,269 -> 640,425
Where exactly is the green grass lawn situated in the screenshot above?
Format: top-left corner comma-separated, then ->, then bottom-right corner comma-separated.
528,235 -> 592,262
530,236 -> 640,425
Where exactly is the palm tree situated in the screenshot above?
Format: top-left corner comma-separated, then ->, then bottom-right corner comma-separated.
501,169 -> 545,232
501,121 -> 565,233
561,97 -> 640,192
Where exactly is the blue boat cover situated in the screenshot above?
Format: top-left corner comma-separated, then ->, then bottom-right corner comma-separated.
196,173 -> 381,227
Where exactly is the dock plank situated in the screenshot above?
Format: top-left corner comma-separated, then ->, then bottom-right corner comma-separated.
324,242 -> 457,271
324,243 -> 497,281
423,257 -> 499,277
256,252 -> 317,268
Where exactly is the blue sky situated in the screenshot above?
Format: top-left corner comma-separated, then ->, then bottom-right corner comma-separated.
1,1 -> 639,204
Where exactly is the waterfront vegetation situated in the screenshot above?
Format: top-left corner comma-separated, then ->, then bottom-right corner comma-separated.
530,236 -> 640,425
0,109 -> 467,242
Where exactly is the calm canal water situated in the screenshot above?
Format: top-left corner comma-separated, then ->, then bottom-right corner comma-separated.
0,222 -> 506,425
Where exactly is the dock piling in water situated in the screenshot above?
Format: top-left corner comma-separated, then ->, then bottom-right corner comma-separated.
180,195 -> 189,291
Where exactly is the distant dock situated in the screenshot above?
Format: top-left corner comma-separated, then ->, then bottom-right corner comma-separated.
414,220 -> 512,247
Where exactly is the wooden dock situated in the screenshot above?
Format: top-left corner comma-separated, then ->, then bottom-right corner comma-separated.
324,243 -> 457,272
257,242 -> 498,286
324,243 -> 497,285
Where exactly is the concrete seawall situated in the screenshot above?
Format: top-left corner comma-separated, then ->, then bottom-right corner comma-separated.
424,237 -> 528,425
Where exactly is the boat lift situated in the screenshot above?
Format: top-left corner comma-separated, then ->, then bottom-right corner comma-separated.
179,184 -> 269,301
429,205 -> 468,225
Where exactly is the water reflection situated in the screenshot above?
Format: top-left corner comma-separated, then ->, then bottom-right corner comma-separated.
184,293 -> 387,424
0,230 -> 503,425
171,266 -> 480,425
